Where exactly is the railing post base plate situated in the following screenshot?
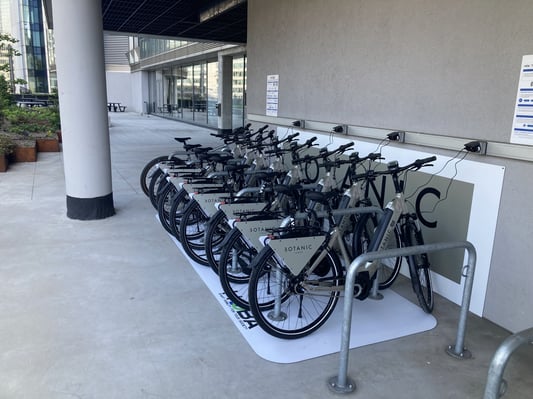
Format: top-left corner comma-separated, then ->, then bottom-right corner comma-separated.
327,376 -> 356,394
446,345 -> 472,360
369,292 -> 384,300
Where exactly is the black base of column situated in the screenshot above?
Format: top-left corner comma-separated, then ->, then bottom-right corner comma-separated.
218,128 -> 233,135
66,193 -> 115,220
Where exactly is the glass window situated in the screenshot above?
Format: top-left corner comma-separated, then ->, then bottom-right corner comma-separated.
206,60 -> 219,127
182,65 -> 194,122
232,55 -> 247,129
193,62 -> 207,123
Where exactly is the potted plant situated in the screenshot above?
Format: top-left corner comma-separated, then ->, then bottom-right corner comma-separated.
2,106 -> 59,153
31,129 -> 60,152
10,132 -> 37,162
0,134 -> 15,172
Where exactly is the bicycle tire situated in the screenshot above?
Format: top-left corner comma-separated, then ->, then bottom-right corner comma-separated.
304,158 -> 320,183
140,156 -> 184,197
156,182 -> 178,235
248,246 -> 342,339
204,210 -> 231,274
218,228 -> 258,310
352,213 -> 402,289
178,200 -> 210,266
169,188 -> 190,240
148,168 -> 167,209
403,219 -> 434,313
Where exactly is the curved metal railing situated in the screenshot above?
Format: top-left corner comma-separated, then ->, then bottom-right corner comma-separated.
483,327 -> 533,399
328,241 -> 477,394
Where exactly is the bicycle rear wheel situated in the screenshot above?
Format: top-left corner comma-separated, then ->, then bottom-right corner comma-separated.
353,213 -> 402,289
403,220 -> 434,313
248,247 -> 342,339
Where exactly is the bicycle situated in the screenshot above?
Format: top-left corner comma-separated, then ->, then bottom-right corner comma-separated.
246,156 -> 436,339
178,136 -> 319,267
219,150 -> 401,312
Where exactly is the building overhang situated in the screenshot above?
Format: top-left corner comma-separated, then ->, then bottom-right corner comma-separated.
43,0 -> 247,44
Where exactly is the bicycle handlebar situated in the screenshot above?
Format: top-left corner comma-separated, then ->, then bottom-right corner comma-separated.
256,124 -> 269,133
387,156 -> 436,172
351,155 -> 436,182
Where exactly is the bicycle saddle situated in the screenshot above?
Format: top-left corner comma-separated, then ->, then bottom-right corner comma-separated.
305,190 -> 338,205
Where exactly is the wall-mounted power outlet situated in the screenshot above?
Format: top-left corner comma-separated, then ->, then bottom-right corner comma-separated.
387,131 -> 405,143
332,125 -> 348,134
464,140 -> 487,155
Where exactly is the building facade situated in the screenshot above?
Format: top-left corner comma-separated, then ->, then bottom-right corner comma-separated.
116,36 -> 247,130
0,0 -> 54,94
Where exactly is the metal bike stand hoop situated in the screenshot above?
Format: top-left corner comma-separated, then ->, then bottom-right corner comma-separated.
328,240 -> 476,394
483,326 -> 533,399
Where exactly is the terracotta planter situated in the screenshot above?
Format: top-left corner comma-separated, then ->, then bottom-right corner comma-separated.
0,154 -> 8,172
13,145 -> 37,162
36,138 -> 60,152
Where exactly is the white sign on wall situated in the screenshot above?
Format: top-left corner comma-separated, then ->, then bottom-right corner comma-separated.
266,74 -> 279,116
511,55 -> 533,145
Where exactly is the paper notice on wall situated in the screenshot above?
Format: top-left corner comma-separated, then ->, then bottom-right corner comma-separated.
266,74 -> 279,116
511,55 -> 533,144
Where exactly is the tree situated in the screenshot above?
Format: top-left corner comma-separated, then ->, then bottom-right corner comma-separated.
0,33 -> 26,109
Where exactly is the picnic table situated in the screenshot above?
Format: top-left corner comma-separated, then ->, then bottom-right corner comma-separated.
107,102 -> 127,112
17,101 -> 47,108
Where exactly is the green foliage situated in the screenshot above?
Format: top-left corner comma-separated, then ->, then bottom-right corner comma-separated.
2,106 -> 60,136
0,34 -> 59,139
0,33 -> 23,113
0,134 -> 16,155
0,76 -> 11,109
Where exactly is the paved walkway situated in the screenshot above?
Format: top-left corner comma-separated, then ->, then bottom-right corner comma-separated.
0,112 -> 531,399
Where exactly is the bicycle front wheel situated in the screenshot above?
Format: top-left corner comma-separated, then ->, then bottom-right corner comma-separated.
218,228 -> 258,310
178,200 -> 210,266
169,188 -> 190,240
204,210 -> 231,274
140,155 -> 169,197
248,247 -> 342,339
403,220 -> 434,313
148,168 -> 167,209
157,182 -> 178,235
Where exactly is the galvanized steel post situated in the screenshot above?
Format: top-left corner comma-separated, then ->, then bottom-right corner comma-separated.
328,241 -> 476,394
483,327 -> 533,399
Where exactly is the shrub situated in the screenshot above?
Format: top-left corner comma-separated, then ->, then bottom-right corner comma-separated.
0,134 -> 16,155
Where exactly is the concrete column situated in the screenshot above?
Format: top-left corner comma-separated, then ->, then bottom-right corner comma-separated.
52,0 -> 115,220
218,55 -> 233,134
